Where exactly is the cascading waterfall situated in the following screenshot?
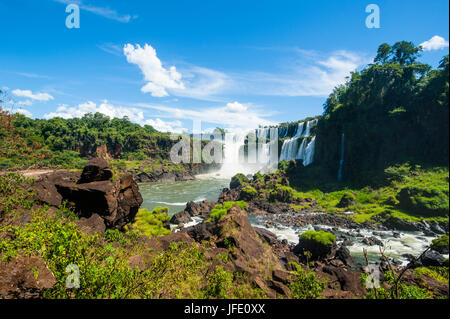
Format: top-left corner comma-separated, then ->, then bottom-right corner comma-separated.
279,119 -> 317,166
216,119 -> 318,177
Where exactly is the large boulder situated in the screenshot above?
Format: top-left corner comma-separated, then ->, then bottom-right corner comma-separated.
337,193 -> 356,208
254,227 -> 279,246
170,210 -> 192,224
420,250 -> 445,267
77,158 -> 112,184
294,230 -> 337,260
33,160 -> 143,230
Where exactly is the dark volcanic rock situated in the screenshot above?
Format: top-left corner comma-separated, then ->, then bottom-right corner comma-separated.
33,160 -> 143,230
184,200 -> 216,218
254,227 -> 279,245
75,213 -> 106,234
0,256 -> 57,299
420,250 -> 445,267
322,265 -> 366,295
335,246 -> 356,267
77,158 -> 112,184
336,193 -> 356,208
293,233 -> 337,261
362,236 -> 383,247
134,169 -> 195,183
170,211 -> 192,224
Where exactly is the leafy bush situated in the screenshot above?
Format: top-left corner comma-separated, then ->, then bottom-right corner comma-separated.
288,262 -> 325,299
0,173 -> 34,215
209,201 -> 248,221
129,207 -> 171,237
397,185 -> 449,216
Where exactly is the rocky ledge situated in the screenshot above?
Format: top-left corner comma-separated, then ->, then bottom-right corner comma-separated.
33,158 -> 143,230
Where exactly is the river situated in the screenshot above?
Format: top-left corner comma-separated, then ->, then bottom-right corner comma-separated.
139,176 -> 443,266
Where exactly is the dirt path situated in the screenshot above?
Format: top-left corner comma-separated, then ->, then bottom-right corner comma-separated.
0,169 -> 55,178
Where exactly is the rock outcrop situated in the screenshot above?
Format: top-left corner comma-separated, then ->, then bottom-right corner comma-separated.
33,158 -> 143,230
0,256 -> 57,299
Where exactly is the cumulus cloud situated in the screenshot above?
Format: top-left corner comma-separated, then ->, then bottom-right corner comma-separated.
17,100 -> 33,106
12,89 -> 54,101
225,101 -> 248,113
420,35 -> 449,51
124,44 -> 184,97
44,100 -> 144,123
136,102 -> 274,130
144,118 -> 185,133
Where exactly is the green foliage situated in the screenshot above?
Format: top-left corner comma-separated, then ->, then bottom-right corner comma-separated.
414,267 -> 449,284
318,40 -> 448,179
363,271 -> 433,299
205,266 -> 234,299
230,173 -> 249,189
288,262 -> 325,299
129,207 -> 171,237
397,185 -> 448,216
209,201 -> 248,221
0,173 -> 34,215
431,235 -> 449,254
300,230 -> 336,246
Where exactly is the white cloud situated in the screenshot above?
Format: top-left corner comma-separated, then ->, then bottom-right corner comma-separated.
15,108 -> 32,117
420,35 -> 449,51
136,102 -> 274,130
54,0 -> 135,23
144,118 -> 185,133
225,101 -> 248,113
44,100 -> 144,123
231,50 -> 369,97
17,100 -> 33,106
12,89 -> 54,101
124,44 -> 184,97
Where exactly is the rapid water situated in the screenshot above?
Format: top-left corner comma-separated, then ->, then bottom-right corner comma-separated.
139,176 -> 442,265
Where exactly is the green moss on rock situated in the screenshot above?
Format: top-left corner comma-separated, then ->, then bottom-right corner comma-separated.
296,230 -> 336,260
397,185 -> 449,216
230,173 -> 249,189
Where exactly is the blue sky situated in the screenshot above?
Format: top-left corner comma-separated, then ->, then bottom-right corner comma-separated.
0,0 -> 448,132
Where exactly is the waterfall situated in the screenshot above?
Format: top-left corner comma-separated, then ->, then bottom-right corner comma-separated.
215,119 -> 317,178
217,131 -> 251,178
279,119 -> 317,166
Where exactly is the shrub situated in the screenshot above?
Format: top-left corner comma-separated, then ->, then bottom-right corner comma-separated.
204,266 -> 234,299
209,201 -> 247,221
129,207 -> 171,237
431,235 -> 449,254
397,186 -> 449,216
288,262 -> 325,299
